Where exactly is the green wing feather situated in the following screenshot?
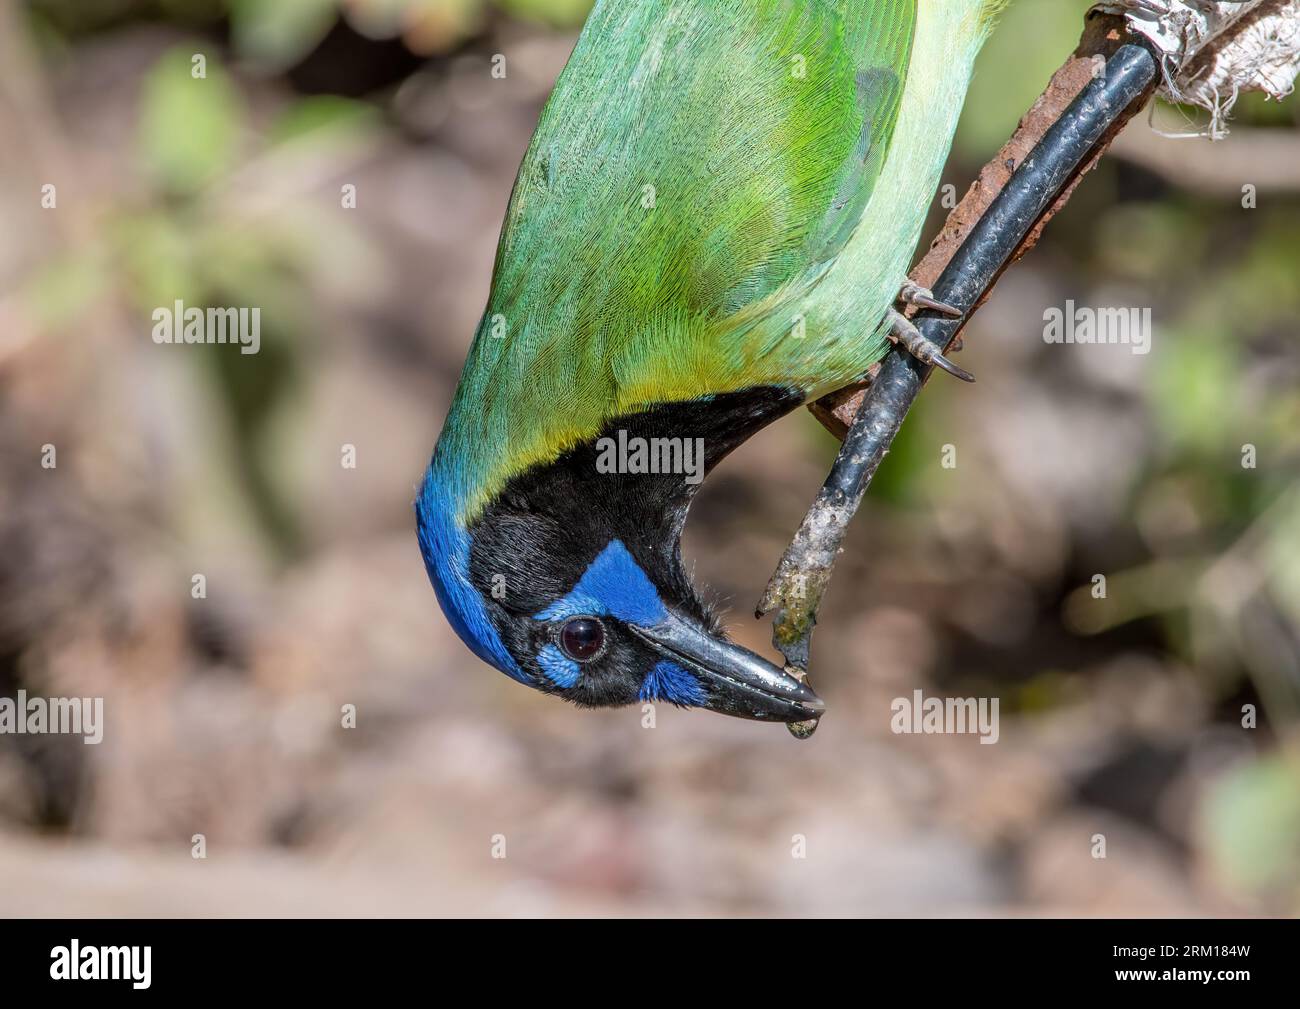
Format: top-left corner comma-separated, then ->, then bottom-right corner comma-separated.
444,0 -> 917,514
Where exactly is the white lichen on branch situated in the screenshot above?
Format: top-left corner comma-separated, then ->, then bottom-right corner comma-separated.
1093,0 -> 1300,136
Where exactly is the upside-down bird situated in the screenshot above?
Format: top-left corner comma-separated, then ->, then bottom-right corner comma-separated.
418,0 -> 1001,724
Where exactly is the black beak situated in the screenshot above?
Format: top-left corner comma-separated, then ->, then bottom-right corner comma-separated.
629,610 -> 825,723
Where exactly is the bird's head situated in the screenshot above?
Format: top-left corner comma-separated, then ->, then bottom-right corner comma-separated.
417,390 -> 824,724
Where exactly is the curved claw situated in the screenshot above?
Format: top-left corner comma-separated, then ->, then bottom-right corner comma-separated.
887,308 -> 975,383
898,281 -> 963,318
928,350 -> 976,383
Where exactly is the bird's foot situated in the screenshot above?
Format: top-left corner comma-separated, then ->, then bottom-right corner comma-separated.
897,281 -> 963,318
886,308 -> 975,383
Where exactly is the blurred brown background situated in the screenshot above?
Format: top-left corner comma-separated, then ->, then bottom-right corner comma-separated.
1,0 -> 1298,916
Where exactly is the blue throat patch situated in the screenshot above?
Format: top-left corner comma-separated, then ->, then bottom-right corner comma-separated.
640,659 -> 708,706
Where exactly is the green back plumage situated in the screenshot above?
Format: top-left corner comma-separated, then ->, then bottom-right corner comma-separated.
439,0 -> 918,518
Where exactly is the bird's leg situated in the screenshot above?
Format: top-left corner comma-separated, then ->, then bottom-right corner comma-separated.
886,308 -> 975,383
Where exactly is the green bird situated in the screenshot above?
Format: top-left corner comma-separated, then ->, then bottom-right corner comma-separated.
418,0 -> 1002,723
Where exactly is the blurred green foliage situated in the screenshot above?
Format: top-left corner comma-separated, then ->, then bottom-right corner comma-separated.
229,0 -> 340,72
139,48 -> 243,193
30,0 -> 593,68
22,27 -> 385,557
1202,753 -> 1300,910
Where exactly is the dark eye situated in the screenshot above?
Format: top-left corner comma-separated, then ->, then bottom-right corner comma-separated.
558,617 -> 605,662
